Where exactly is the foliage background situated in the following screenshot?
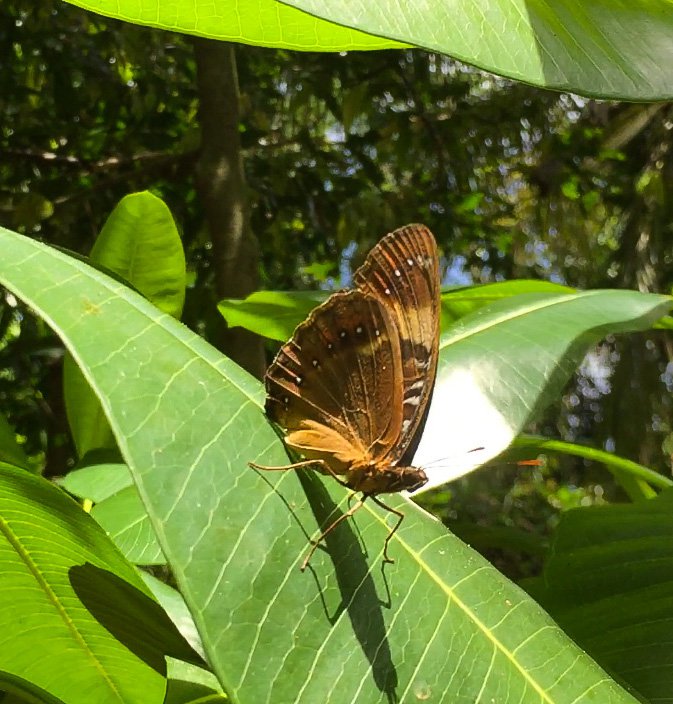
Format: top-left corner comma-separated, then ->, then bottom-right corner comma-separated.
2,1 -> 672,579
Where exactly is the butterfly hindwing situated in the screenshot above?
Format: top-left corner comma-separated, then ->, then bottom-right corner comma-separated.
265,289 -> 405,472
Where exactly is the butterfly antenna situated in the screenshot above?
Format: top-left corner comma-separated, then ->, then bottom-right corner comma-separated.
420,446 -> 486,471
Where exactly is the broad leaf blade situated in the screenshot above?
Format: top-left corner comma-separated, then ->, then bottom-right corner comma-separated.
218,290 -> 325,341
526,490 -> 673,702
63,0 -> 405,51
0,228 -> 639,703
219,281 -> 572,342
0,464 -> 176,704
415,290 -> 673,489
280,0 -> 673,100
92,486 -> 166,565
63,191 -> 185,458
59,463 -> 133,503
441,280 -> 574,328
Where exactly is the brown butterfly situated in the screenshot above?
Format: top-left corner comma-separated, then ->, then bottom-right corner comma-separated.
250,224 -> 440,570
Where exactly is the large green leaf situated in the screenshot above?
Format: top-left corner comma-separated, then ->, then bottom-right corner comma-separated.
524,489 -> 673,702
65,0 -> 673,100
0,226 -> 640,703
414,289 -> 673,490
0,464 -> 193,704
61,464 -> 165,564
63,191 -> 185,458
440,280 -> 574,328
63,0 -> 404,51
92,486 -> 166,565
219,280 -> 573,342
218,289 -> 325,342
280,0 -> 673,100
59,463 -> 133,504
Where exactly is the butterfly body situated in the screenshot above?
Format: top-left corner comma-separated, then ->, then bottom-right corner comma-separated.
344,462 -> 428,495
252,224 -> 440,568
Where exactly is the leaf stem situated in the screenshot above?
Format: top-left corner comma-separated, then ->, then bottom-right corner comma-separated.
514,434 -> 673,490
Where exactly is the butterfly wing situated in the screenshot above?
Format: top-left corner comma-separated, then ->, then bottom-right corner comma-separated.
353,224 -> 441,464
265,289 -> 405,473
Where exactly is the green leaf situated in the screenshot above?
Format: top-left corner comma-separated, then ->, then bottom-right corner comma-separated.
279,0 -> 673,100
448,521 -> 549,557
60,464 -> 164,564
63,0 -> 405,51
92,486 -> 166,565
0,413 -> 31,471
341,82 -> 369,133
64,191 -> 186,459
415,290 -> 673,490
220,281 -> 573,342
59,463 -> 133,503
218,289 -> 326,341
0,464 -> 175,704
441,280 -> 575,327
512,434 -> 672,497
525,489 -> 673,702
89,192 -> 186,319
141,572 -> 207,662
165,659 -> 227,704
0,225 -> 641,703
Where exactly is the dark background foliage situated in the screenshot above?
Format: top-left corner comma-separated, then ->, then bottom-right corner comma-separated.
2,1 -> 672,578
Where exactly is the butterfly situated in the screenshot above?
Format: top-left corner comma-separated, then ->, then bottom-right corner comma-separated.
250,224 -> 441,570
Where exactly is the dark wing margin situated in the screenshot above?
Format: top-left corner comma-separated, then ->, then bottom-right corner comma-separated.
353,224 -> 441,464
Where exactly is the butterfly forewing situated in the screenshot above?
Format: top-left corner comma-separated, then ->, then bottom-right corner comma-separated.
265,289 -> 405,472
352,224 -> 440,463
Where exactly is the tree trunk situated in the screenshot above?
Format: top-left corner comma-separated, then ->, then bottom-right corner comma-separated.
192,39 -> 265,378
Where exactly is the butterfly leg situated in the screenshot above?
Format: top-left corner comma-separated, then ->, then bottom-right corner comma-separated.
301,496 -> 366,572
248,459 -> 329,472
369,495 -> 405,564
250,458 -> 356,492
